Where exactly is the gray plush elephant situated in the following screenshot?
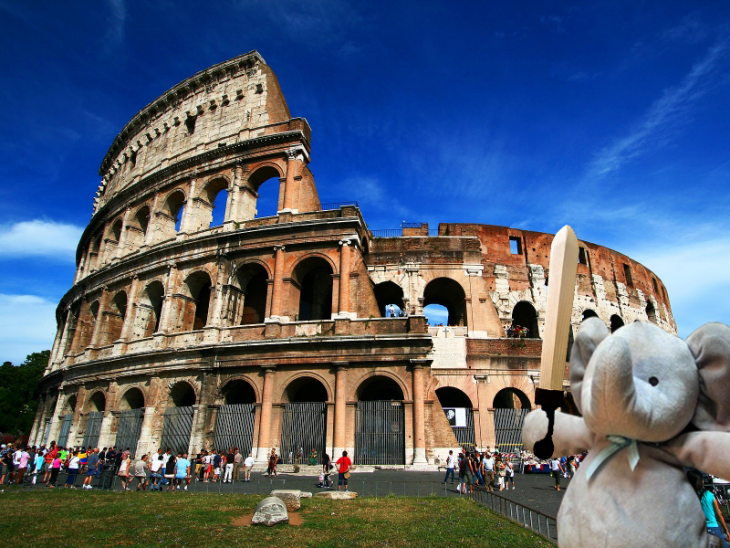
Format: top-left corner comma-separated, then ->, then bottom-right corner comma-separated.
522,318 -> 730,548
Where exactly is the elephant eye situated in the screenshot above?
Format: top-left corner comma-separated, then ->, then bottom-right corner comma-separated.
649,376 -> 659,387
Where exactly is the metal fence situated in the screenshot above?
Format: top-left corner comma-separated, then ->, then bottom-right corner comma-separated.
115,409 -> 144,458
354,401 -> 405,465
320,201 -> 359,210
469,489 -> 557,544
494,408 -> 529,459
214,404 -> 255,455
82,411 -> 104,449
160,406 -> 194,456
280,403 -> 327,463
452,408 -> 475,447
370,229 -> 441,238
57,414 -> 73,448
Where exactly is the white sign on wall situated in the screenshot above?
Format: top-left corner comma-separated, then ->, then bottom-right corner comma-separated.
443,407 -> 467,428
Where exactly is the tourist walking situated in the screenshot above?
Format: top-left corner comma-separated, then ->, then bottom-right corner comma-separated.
16,446 -> 30,484
336,450 -> 351,491
550,457 -> 564,492
233,448 -> 242,482
321,452 -> 332,488
117,451 -> 132,490
506,459 -> 516,489
458,452 -> 474,494
47,453 -> 62,488
223,449 -> 234,483
32,450 -> 44,485
133,454 -> 149,491
65,450 -> 81,489
688,470 -> 730,547
243,453 -> 255,482
443,450 -> 456,484
267,448 -> 278,477
83,449 -> 99,489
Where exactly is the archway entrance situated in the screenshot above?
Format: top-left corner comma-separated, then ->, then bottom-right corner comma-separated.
57,395 -> 76,449
355,376 -> 405,465
232,263 -> 268,325
512,301 -> 540,338
82,391 -> 106,449
115,388 -> 145,458
214,380 -> 257,455
294,258 -> 334,321
610,314 -> 624,333
423,278 -> 467,326
280,377 -> 328,464
373,281 -> 405,317
161,382 -> 196,455
493,388 -> 530,457
435,387 -> 475,447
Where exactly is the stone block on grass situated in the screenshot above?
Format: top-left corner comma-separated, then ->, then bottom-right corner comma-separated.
314,491 -> 357,499
251,496 -> 289,526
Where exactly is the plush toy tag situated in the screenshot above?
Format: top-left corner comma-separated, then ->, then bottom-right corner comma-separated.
586,435 -> 640,481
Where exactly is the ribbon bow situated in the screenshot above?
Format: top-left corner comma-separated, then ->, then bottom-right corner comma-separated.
585,435 -> 641,481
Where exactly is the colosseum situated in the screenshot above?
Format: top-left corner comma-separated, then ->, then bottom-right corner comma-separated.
29,51 -> 676,466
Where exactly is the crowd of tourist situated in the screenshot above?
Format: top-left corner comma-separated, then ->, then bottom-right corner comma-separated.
442,448 -> 518,494
505,324 -> 530,338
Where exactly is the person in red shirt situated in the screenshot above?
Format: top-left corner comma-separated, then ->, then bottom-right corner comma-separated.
335,450 -> 352,491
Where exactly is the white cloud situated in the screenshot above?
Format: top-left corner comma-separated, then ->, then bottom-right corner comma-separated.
0,294 -> 57,364
0,220 -> 83,261
588,40 -> 728,179
104,0 -> 127,50
626,238 -> 730,338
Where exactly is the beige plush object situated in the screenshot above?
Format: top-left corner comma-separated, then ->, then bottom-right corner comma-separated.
523,318 -> 730,548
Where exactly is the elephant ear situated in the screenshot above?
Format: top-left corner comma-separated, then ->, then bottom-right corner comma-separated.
687,322 -> 730,432
569,317 -> 610,415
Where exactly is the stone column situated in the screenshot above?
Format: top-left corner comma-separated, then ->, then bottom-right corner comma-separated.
137,377 -> 162,455
178,176 -> 197,234
119,276 -> 141,341
89,290 -> 109,348
267,246 -> 286,320
46,389 -> 67,444
158,265 -> 178,333
28,396 -> 46,446
338,240 -> 352,317
256,366 -> 275,461
53,309 -> 75,367
98,381 -> 118,449
115,208 -> 131,260
411,362 -> 427,465
189,369 -> 215,454
142,193 -> 161,247
71,386 -> 87,447
282,151 -> 297,211
333,363 -> 348,457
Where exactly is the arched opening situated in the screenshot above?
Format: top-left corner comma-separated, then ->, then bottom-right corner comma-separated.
423,278 -> 467,327
64,395 -> 77,414
424,304 -> 448,326
169,382 -> 196,407
610,314 -> 625,333
82,391 -> 106,449
119,388 -> 145,410
116,388 -> 145,458
161,382 -> 196,456
355,376 -> 405,465
111,218 -> 123,243
436,387 -> 475,447
163,190 -> 186,235
248,165 -> 281,219
293,257 -> 334,321
511,301 -> 540,338
222,379 -> 257,405
87,391 -> 106,412
492,388 -> 531,456
105,290 -> 127,343
137,281 -> 164,338
134,206 -> 150,236
373,282 -> 405,318
216,380 -> 257,458
87,234 -> 103,271
581,309 -> 598,321
280,377 -> 328,465
203,178 -> 229,228
284,377 -> 328,403
58,395 -> 77,449
76,300 -> 99,350
181,271 -> 212,331
493,388 -> 530,409
233,263 -> 268,325
646,302 -> 658,324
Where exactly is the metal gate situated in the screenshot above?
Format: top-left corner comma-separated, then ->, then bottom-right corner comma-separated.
354,400 -> 405,465
57,414 -> 73,448
115,408 -> 144,458
214,404 -> 256,455
43,419 -> 52,446
160,406 -> 195,456
494,408 -> 530,458
280,402 -> 326,463
452,408 -> 476,447
82,411 -> 104,449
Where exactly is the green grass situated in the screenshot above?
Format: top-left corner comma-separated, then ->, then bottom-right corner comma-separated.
0,490 -> 553,547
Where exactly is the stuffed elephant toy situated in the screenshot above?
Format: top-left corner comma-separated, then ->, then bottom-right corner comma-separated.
522,318 -> 730,547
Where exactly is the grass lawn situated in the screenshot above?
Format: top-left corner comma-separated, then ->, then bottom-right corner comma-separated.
0,490 -> 553,547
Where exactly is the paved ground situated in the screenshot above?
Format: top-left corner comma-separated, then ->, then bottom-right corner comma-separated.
9,469 -> 571,519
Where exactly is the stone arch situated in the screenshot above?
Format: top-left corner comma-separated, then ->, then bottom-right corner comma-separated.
181,270 -> 213,331
373,281 -> 405,317
244,164 -> 285,219
248,164 -> 284,191
423,277 -> 467,327
86,233 -> 103,272
84,390 -> 106,413
75,299 -> 99,351
118,387 -> 145,410
230,261 -> 270,325
159,188 -> 187,238
435,386 -> 474,408
646,301 -> 658,324
110,217 -> 123,243
219,377 -> 259,405
581,308 -> 599,321
133,204 -> 151,236
280,374 -> 331,403
63,394 -> 77,414
355,373 -> 407,401
291,255 -> 336,321
511,301 -> 539,338
168,380 -> 197,407
493,387 -> 531,409
101,290 -> 128,344
199,176 -> 231,228
610,314 -> 625,333
136,280 -> 165,338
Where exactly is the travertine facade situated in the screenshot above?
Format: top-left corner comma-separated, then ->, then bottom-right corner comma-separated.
30,52 -> 676,465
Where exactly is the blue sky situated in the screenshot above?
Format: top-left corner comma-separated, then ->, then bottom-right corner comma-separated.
0,1 -> 729,363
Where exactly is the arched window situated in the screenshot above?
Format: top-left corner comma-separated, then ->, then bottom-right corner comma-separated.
244,166 -> 282,219
119,388 -> 145,410
180,272 -> 212,331
221,379 -> 256,405
136,281 -> 164,338
111,219 -> 123,243
493,388 -> 530,409
581,309 -> 598,321
202,178 -> 229,228
134,206 -> 150,236
87,391 -> 106,413
436,387 -> 475,447
293,257 -> 333,321
169,382 -> 196,407
646,302 -> 658,324
283,377 -> 329,403
610,314 -> 624,333
423,278 -> 467,327
373,281 -> 405,318
161,190 -> 186,238
512,301 -> 540,338
233,263 -> 268,325
102,291 -> 127,344
357,376 -> 405,401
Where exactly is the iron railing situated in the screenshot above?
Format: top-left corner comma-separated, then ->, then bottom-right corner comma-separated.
355,401 -> 406,465
280,403 -> 327,464
214,404 -> 256,455
160,406 -> 195,456
82,411 -> 104,449
469,489 -> 558,544
320,201 -> 359,210
370,228 -> 441,238
57,414 -> 73,448
115,408 -> 144,458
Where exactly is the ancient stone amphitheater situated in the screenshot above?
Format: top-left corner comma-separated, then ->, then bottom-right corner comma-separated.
30,51 -> 676,466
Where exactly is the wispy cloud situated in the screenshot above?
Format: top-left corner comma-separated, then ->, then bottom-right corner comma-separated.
0,220 -> 83,261
104,0 -> 127,51
587,40 -> 728,179
0,294 -> 57,364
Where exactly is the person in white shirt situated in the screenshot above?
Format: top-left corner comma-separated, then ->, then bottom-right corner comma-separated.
484,453 -> 495,491
550,457 -> 564,492
442,450 -> 456,484
243,453 -> 255,482
149,453 -> 165,490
